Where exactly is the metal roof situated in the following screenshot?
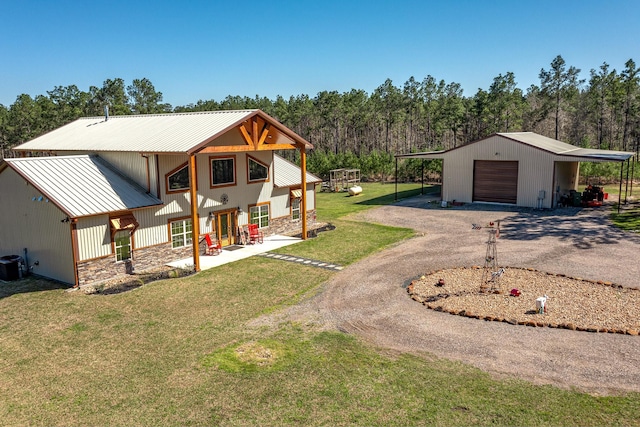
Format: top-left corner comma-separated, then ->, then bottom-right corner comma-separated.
497,132 -> 634,161
273,154 -> 322,188
13,110 -> 312,154
395,150 -> 446,159
396,132 -> 634,161
4,155 -> 163,218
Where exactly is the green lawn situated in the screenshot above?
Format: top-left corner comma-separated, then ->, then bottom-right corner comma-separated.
611,205 -> 640,232
1,182 -> 638,426
606,182 -> 639,233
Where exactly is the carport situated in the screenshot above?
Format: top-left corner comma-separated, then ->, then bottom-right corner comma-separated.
395,132 -> 635,210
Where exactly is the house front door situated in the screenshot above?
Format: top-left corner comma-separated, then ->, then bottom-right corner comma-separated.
215,211 -> 236,246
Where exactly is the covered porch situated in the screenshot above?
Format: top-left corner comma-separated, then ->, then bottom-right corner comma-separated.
168,234 -> 302,270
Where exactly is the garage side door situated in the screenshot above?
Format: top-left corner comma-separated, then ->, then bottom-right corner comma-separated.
473,160 -> 518,204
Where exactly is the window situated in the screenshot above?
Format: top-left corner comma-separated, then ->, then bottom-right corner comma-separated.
171,218 -> 193,248
249,204 -> 269,228
166,163 -> 189,193
247,156 -> 269,182
211,156 -> 236,187
114,231 -> 132,262
291,198 -> 301,221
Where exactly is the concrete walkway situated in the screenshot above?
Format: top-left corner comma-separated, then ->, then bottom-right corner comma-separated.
167,234 -> 302,270
257,252 -> 344,271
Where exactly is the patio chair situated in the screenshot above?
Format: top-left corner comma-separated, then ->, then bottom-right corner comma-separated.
204,234 -> 222,255
247,223 -> 264,244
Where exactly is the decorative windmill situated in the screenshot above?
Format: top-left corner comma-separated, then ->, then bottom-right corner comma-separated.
471,220 -> 502,293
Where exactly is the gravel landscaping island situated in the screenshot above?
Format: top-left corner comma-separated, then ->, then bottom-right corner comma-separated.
408,267 -> 640,334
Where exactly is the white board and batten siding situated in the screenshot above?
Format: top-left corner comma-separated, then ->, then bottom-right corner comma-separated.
99,152 -> 159,195
554,162 -> 580,196
76,216 -> 111,261
73,149 -> 318,262
51,151 -> 159,196
0,168 -> 75,284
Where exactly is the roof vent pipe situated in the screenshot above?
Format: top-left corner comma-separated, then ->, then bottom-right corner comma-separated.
104,105 -> 109,121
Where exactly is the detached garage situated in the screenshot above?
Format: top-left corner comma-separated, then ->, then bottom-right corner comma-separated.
397,132 -> 633,209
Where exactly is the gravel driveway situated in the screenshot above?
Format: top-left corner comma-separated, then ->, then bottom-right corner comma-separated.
261,197 -> 640,395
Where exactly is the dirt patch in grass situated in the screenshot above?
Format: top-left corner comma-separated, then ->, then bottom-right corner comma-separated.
235,342 -> 279,366
408,267 -> 640,334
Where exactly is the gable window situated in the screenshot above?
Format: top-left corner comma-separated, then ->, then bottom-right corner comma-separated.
114,231 -> 132,262
247,156 -> 269,182
211,156 -> 236,187
166,163 -> 190,193
171,218 -> 193,248
249,203 -> 269,229
291,198 -> 301,221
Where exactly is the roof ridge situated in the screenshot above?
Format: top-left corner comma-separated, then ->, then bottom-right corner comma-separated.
78,109 -> 259,120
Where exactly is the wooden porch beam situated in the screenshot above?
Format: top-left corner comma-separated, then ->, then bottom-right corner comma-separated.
238,124 -> 254,149
189,154 -> 201,272
198,144 -> 295,154
301,146 -> 307,240
258,123 -> 271,146
252,118 -> 259,146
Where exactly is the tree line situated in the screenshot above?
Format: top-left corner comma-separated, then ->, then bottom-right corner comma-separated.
1,55 -> 638,180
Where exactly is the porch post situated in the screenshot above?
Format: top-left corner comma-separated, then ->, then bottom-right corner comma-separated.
189,154 -> 201,272
301,146 -> 308,240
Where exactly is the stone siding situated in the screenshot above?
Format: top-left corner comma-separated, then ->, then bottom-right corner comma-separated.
264,210 -> 316,237
76,242 -> 192,287
76,212 -> 316,287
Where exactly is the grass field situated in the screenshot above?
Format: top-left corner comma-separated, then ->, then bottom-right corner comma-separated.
1,183 -> 639,426
605,180 -> 639,233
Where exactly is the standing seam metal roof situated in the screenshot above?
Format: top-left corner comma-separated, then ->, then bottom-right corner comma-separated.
396,132 -> 634,161
4,155 -> 163,218
497,132 -> 633,160
13,110 -> 303,153
273,154 -> 322,188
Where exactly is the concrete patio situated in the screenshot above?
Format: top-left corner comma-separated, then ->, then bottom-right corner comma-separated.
167,234 -> 302,270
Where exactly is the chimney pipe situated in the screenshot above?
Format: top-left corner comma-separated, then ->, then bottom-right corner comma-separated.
104,105 -> 109,121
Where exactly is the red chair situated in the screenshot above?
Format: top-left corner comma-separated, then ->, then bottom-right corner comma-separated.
204,234 -> 222,255
247,224 -> 264,244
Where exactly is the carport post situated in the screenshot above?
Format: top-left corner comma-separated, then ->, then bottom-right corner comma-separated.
624,158 -> 630,204
631,157 -> 635,196
618,161 -> 624,213
421,159 -> 424,195
394,157 -> 398,201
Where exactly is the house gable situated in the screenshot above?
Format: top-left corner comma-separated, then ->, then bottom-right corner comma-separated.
0,166 -> 75,284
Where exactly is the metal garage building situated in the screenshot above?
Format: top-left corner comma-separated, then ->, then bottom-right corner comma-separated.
396,132 -> 634,209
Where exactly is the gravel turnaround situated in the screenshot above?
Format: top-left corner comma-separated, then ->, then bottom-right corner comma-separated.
255,197 -> 640,395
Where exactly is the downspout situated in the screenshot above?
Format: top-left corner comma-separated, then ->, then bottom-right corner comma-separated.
301,146 -> 307,240
189,154 -> 201,272
141,153 -> 151,193
71,219 -> 79,287
155,155 -> 161,198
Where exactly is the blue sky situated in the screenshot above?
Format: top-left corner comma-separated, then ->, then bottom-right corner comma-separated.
1,0 -> 638,108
